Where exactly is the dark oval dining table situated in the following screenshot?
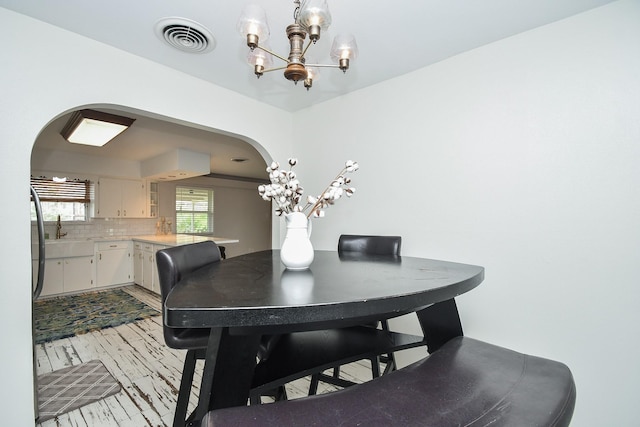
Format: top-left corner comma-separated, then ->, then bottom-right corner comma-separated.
164,250 -> 484,423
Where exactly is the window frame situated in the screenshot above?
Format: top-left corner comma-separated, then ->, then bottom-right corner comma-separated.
175,185 -> 214,235
30,176 -> 90,222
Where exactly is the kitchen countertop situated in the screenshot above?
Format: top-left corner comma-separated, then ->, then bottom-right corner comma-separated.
130,234 -> 239,246
33,235 -> 239,257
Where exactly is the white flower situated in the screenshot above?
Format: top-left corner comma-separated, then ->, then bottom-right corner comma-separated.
258,158 -> 358,218
345,160 -> 359,172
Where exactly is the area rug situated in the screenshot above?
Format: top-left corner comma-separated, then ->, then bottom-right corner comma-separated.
37,360 -> 121,422
34,288 -> 160,344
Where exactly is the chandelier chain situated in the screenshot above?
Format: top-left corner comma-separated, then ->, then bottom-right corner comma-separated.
293,0 -> 301,21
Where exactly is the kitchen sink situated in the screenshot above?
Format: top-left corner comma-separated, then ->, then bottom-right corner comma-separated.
32,240 -> 95,259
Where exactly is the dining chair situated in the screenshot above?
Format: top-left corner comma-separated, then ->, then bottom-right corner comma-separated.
156,241 -> 282,426
307,234 -> 404,393
339,234 -> 402,374
251,234 -> 430,400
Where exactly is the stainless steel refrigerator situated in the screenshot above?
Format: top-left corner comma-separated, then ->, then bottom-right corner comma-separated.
30,185 -> 45,422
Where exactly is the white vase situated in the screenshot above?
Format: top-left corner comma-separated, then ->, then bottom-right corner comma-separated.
280,211 -> 314,270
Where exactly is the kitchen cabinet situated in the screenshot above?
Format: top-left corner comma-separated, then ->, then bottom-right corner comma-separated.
141,242 -> 154,292
132,240 -> 167,294
63,256 -> 96,293
33,256 -> 95,297
33,258 -> 63,297
94,178 -> 146,218
151,244 -> 168,293
147,181 -> 158,218
96,241 -> 132,287
133,242 -> 144,286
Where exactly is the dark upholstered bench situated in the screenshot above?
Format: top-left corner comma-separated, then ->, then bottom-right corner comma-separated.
201,337 -> 576,426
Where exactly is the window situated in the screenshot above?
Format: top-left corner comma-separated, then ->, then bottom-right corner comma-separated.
30,176 -> 90,221
175,186 -> 214,234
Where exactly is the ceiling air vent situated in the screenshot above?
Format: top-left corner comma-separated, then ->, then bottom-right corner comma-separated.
155,17 -> 216,54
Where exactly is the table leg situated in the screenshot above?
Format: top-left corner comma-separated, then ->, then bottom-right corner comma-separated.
209,330 -> 261,410
194,328 -> 222,422
416,298 -> 464,353
192,328 -> 261,423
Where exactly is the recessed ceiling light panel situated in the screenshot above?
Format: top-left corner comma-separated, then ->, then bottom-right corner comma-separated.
155,17 -> 216,54
60,109 -> 135,146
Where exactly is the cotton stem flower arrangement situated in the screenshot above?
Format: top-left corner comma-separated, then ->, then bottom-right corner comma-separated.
258,158 -> 359,218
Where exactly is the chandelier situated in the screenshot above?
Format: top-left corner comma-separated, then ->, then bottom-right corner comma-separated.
237,0 -> 358,90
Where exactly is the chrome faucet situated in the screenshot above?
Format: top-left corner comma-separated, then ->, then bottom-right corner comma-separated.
55,215 -> 67,239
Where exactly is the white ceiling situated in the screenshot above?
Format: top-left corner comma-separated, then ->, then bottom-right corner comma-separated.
3,0 -> 616,178
33,109 -> 270,180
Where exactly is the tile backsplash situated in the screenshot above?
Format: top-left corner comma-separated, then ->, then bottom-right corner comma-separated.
32,217 -> 159,241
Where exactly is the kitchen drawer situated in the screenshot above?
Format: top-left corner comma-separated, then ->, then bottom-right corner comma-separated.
97,241 -> 130,251
133,241 -> 153,251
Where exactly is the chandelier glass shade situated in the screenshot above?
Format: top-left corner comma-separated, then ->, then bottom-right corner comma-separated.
237,0 -> 358,90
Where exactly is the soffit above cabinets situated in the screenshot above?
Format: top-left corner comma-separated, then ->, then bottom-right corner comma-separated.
141,149 -> 210,181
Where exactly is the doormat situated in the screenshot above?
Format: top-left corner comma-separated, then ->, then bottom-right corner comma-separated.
34,288 -> 160,344
37,360 -> 121,422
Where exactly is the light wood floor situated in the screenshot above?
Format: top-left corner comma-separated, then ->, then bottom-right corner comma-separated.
35,285 -> 374,427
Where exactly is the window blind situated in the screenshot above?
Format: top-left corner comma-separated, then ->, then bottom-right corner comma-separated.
175,186 -> 214,234
30,177 -> 91,203
176,187 -> 214,213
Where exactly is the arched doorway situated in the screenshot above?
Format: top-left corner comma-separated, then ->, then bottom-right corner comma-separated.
29,105 -> 272,423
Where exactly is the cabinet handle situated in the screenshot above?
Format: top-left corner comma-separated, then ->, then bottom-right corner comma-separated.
99,253 -> 102,260
124,210 -> 127,216
117,209 -> 121,216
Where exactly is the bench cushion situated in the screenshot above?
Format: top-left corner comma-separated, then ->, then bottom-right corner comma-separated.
203,336 -> 576,426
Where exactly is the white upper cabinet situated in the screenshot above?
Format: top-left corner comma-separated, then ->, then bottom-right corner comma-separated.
94,178 -> 146,218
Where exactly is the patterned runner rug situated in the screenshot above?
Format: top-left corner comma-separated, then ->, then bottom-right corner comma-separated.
34,287 -> 160,344
37,360 -> 121,422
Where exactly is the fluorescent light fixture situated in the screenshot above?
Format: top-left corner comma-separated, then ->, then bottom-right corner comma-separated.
61,109 -> 135,146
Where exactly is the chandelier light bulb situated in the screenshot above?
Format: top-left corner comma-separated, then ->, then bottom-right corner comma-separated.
330,33 -> 359,71
304,65 -> 320,91
297,0 -> 332,42
237,4 -> 270,48
248,45 -> 273,77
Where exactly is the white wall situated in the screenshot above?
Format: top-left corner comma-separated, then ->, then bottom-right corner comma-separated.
0,8 -> 291,424
293,1 -> 640,425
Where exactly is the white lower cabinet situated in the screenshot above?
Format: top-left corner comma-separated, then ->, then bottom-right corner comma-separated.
132,241 -> 167,294
63,257 -> 95,293
96,241 -> 133,287
34,259 -> 63,297
152,245 -> 168,294
133,242 -> 144,286
34,256 -> 95,297
141,243 -> 154,292
34,238 -> 186,297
